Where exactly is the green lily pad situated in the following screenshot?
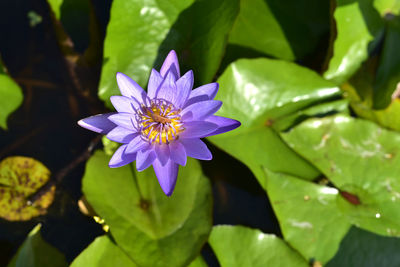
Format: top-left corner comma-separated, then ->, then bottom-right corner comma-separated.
82,150 -> 212,267
7,224 -> 67,267
209,225 -> 308,267
324,0 -> 384,84
208,58 -> 341,187
0,157 -> 55,221
0,59 -> 23,129
282,114 -> 400,237
71,236 -> 137,267
99,0 -> 239,106
98,0 -> 194,106
229,0 -> 329,61
264,168 -> 351,264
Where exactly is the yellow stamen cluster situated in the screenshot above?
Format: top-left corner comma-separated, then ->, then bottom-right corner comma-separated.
138,100 -> 183,144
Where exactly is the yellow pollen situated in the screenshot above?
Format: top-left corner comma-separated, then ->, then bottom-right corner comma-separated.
139,101 -> 183,144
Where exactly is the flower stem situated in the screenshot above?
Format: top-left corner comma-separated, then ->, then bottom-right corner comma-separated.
129,163 -> 143,199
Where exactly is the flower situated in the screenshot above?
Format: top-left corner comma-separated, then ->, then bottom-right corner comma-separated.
78,50 -> 240,196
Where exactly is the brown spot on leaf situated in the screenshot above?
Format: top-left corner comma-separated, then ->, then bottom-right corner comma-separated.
265,119 -> 274,127
139,199 -> 151,211
340,191 -> 361,205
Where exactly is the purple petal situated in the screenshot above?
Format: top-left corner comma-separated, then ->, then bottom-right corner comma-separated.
116,72 -> 148,103
181,100 -> 222,121
180,138 -> 212,160
126,135 -> 149,154
169,141 -> 187,166
78,113 -> 117,134
205,116 -> 241,136
108,113 -> 137,131
180,121 -> 218,138
106,126 -> 138,143
174,70 -> 194,108
153,158 -> 179,196
110,96 -> 139,113
136,148 -> 156,171
155,144 -> 170,166
160,50 -> 180,79
184,83 -> 219,107
155,70 -> 177,104
109,144 -> 136,168
147,69 -> 163,99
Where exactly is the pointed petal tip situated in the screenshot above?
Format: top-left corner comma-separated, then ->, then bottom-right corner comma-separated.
164,190 -> 173,197
77,113 -> 117,134
204,116 -> 241,137
167,50 -> 177,56
153,159 -> 179,197
160,50 -> 180,78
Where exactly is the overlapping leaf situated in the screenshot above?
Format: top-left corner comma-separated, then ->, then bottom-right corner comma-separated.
208,58 -> 341,188
82,151 -> 212,267
209,225 -> 308,267
324,0 -> 384,84
282,114 -> 400,237
98,0 -> 238,107
264,168 -> 351,264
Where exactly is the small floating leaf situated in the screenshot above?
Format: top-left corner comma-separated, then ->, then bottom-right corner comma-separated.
0,157 -> 55,221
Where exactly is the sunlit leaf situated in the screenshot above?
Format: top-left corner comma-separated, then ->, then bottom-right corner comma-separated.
324,0 -> 384,84
7,224 -> 67,267
98,0 -> 194,106
282,114 -> 400,237
209,225 -> 308,267
208,58 -> 341,188
264,168 -> 351,264
82,150 -> 212,267
99,0 -> 239,107
0,157 -> 55,221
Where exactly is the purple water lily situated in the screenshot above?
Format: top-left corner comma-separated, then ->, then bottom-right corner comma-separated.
78,50 -> 240,196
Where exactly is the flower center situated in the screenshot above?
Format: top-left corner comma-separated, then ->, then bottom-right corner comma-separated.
137,99 -> 183,144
